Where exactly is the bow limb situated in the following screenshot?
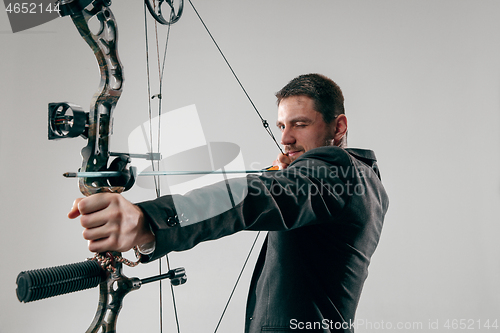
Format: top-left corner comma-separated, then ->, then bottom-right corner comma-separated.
63,1 -> 125,195
86,256 -> 140,333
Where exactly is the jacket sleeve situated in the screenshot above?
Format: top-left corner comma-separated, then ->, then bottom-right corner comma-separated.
136,148 -> 354,262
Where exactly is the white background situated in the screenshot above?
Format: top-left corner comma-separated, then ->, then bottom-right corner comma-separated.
1,1 -> 499,332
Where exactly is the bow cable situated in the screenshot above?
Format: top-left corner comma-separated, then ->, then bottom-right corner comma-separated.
144,2 -> 181,333
187,0 -> 284,155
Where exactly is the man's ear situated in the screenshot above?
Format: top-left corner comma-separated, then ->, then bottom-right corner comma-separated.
333,114 -> 348,146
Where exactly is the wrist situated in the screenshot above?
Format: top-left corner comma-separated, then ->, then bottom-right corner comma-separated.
136,207 -> 156,255
135,205 -> 155,245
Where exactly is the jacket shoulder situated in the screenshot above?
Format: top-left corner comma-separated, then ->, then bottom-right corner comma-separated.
293,146 -> 382,179
293,146 -> 352,167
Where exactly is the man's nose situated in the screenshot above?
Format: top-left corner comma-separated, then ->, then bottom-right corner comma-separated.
281,127 -> 295,145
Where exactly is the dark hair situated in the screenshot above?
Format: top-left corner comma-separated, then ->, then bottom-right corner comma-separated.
275,73 -> 344,124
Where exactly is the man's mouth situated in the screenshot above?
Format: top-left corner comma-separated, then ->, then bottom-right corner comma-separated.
285,147 -> 303,159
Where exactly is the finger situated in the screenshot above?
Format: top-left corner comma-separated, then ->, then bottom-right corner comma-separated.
77,193 -> 114,215
277,153 -> 291,169
86,230 -> 127,253
88,239 -> 104,253
88,237 -> 114,253
68,198 -> 84,219
79,205 -> 116,229
277,153 -> 291,164
273,153 -> 290,169
82,220 -> 117,244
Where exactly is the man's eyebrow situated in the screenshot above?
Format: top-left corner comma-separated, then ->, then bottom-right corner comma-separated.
276,114 -> 316,128
276,116 -> 313,127
276,116 -> 314,126
291,116 -> 313,123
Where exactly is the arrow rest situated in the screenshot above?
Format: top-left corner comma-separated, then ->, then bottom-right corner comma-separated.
107,155 -> 137,192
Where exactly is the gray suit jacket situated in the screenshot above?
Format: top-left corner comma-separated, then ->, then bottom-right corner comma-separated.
137,146 -> 389,332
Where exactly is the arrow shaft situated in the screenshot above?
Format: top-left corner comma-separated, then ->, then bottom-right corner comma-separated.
64,169 -> 275,178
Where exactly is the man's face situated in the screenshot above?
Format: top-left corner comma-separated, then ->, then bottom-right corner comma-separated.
276,95 -> 337,162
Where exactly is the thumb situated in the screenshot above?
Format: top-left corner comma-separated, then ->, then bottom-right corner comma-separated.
68,198 -> 84,219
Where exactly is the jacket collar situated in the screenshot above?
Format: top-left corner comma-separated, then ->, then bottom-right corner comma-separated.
345,148 -> 377,166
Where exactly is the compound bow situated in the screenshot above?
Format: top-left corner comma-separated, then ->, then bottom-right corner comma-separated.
18,1 -> 187,332
16,0 -> 277,332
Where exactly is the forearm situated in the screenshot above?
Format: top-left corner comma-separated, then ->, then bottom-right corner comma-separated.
136,160 -> 350,262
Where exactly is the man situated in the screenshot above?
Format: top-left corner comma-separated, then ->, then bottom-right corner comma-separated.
69,74 -> 389,332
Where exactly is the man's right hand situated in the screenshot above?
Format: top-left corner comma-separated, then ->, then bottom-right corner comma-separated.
272,153 -> 292,170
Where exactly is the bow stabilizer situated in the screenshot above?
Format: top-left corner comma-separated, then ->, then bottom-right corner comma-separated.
16,254 -> 187,333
